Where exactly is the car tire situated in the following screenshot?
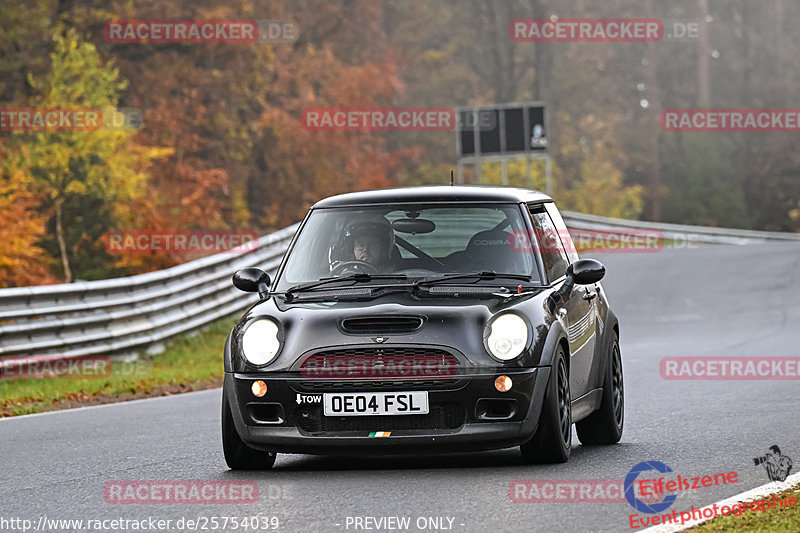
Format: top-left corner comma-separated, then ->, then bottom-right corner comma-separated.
520,345 -> 571,464
222,393 -> 277,470
576,331 -> 624,445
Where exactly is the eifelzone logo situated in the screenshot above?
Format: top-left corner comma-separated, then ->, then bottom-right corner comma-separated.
625,461 -> 678,514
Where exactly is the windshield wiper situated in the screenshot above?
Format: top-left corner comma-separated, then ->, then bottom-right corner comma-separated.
413,271 -> 533,290
282,273 -> 407,301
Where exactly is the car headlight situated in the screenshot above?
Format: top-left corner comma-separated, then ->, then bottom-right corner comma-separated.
486,313 -> 528,361
241,319 -> 281,366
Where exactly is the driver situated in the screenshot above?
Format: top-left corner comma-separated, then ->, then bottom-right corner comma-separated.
337,219 -> 397,273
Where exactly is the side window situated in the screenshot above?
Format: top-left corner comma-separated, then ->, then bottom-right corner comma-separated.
528,205 -> 570,283
544,202 -> 580,264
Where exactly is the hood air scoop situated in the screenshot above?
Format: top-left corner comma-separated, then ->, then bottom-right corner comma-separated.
340,316 -> 425,335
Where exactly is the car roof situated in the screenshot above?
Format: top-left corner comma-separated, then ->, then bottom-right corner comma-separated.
312,185 -> 553,208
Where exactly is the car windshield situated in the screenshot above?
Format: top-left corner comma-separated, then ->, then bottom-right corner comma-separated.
277,204 -> 540,288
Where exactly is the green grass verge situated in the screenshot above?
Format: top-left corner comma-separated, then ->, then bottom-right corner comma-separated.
0,316 -> 237,417
688,485 -> 800,532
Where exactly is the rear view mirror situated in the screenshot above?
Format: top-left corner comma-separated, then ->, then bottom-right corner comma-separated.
392,218 -> 436,234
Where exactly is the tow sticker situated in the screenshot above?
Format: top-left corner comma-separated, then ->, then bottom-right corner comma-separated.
296,393 -> 322,404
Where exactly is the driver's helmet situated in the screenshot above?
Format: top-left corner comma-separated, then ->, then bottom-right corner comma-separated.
342,218 -> 396,262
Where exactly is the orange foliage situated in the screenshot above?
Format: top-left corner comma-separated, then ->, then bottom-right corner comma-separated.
0,160 -> 56,287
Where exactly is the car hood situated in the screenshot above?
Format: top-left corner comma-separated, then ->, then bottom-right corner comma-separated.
231,289 -> 553,372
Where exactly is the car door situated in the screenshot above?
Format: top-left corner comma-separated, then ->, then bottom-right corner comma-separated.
544,202 -> 603,376
528,203 -> 597,398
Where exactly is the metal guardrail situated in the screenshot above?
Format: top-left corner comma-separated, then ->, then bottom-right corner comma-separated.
561,211 -> 800,245
0,224 -> 299,365
1,210 -> 798,366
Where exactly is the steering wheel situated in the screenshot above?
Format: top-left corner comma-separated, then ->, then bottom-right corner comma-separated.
330,260 -> 379,276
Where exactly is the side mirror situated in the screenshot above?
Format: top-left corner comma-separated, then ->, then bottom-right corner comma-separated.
233,268 -> 271,299
547,259 -> 605,312
568,259 -> 605,285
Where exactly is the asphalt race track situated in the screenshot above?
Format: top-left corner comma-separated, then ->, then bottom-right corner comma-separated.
2,242 -> 799,533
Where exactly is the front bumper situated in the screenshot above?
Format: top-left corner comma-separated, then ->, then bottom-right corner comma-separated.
223,366 -> 551,455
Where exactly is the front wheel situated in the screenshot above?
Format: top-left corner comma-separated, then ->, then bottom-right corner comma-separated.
222,393 -> 276,470
520,345 -> 571,464
576,332 -> 624,445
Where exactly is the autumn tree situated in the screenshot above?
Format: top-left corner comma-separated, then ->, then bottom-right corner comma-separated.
8,27 -> 169,281
0,142 -> 54,287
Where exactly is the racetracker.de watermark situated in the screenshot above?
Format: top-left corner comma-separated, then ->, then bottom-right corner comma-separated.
104,481 -> 259,504
660,356 -> 800,380
301,108 -> 497,132
0,107 -> 142,132
103,230 -> 258,255
103,19 -> 298,44
506,229 -> 670,254
0,355 -> 151,380
510,18 -> 663,42
299,354 -> 458,379
509,479 -> 663,503
661,108 -> 800,132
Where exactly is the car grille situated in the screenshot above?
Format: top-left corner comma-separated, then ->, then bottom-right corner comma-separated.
295,403 -> 465,433
296,346 -> 463,387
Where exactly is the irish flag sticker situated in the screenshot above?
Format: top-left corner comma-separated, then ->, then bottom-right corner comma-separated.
369,432 -> 392,437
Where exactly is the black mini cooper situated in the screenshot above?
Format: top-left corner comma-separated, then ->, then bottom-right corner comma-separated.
222,186 -> 623,469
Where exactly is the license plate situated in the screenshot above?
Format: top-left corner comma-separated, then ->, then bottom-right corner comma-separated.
323,391 -> 429,416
